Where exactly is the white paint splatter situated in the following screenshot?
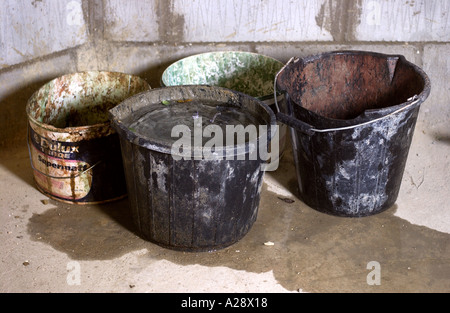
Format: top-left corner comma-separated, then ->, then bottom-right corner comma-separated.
263,174 -> 294,198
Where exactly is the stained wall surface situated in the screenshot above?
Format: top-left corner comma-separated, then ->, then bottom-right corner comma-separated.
0,0 -> 448,147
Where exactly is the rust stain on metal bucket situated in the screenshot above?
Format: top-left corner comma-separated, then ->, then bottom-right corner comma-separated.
26,71 -> 150,204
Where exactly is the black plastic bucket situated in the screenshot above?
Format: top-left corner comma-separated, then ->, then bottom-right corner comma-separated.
109,86 -> 276,251
276,51 -> 431,217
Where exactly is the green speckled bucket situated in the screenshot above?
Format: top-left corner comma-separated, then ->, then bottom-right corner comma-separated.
161,51 -> 287,162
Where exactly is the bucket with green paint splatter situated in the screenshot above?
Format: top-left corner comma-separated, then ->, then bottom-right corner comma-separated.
161,51 -> 287,163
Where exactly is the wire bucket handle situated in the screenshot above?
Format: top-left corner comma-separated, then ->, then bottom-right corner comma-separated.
274,57 -> 421,136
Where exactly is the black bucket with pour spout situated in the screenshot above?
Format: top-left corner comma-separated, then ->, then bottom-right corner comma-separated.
276,51 -> 431,217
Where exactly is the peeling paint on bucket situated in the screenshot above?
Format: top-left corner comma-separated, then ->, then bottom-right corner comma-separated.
26,71 -> 150,204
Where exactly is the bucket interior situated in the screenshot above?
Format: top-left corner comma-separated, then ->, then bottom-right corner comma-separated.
161,51 -> 284,99
110,86 -> 276,155
27,71 -> 150,129
279,52 -> 427,120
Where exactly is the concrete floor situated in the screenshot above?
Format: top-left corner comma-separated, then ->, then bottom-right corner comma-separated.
0,116 -> 449,293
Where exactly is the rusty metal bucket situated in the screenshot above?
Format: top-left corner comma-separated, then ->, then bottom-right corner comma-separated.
26,71 -> 150,204
276,51 -> 431,217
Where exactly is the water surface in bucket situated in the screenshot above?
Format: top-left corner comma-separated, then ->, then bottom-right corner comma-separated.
123,100 -> 265,144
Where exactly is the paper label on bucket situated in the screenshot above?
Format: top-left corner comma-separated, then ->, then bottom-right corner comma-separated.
30,128 -> 82,160
29,127 -> 93,201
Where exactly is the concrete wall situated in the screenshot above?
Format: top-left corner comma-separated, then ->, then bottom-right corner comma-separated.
1,0 -> 448,147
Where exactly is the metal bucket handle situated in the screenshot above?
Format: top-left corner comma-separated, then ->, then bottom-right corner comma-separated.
273,57 -> 316,136
26,124 -> 101,180
276,97 -> 421,136
274,57 -> 421,136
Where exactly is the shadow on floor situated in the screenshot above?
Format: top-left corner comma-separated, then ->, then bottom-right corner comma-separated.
27,151 -> 450,293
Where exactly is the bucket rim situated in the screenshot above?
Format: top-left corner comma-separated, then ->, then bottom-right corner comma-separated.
109,85 -> 278,157
26,70 -> 150,134
27,115 -> 112,134
161,50 -> 285,100
300,50 -> 431,103
275,50 -> 431,129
